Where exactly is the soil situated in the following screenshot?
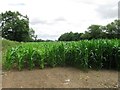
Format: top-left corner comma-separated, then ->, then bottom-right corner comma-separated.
2,67 -> 118,88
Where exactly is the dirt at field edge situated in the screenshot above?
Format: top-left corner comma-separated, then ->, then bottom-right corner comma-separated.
2,67 -> 118,88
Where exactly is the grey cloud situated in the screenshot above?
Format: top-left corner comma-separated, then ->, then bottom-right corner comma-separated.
118,1 -> 120,18
71,0 -> 99,5
8,3 -> 25,6
30,17 -> 67,25
54,17 -> 66,22
72,0 -> 118,19
37,34 -> 58,40
30,19 -> 48,25
95,3 -> 118,19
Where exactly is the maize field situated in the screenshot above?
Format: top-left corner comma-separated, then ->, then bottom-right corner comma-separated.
4,39 -> 120,70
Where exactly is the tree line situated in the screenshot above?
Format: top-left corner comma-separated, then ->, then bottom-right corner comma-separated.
0,11 -> 120,42
58,20 -> 120,41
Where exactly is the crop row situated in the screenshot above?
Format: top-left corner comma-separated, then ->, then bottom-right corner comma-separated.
4,39 -> 120,70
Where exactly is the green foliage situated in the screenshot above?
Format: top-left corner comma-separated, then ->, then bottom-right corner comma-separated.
84,20 -> 120,39
2,38 -> 20,65
87,25 -> 103,39
4,39 -> 120,71
0,11 -> 35,42
58,32 -> 83,41
58,20 -> 120,41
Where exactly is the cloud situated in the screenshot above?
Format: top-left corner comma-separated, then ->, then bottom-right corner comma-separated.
37,34 -> 59,40
30,18 -> 48,25
71,0 -> 99,5
54,17 -> 66,22
8,3 -> 25,6
72,0 -> 118,19
30,17 -> 66,25
118,1 -> 120,18
95,1 -> 118,19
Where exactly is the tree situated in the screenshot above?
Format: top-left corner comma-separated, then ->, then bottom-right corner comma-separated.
73,32 -> 83,41
88,25 -> 103,39
85,20 -> 120,39
80,31 -> 91,40
58,32 -> 70,41
58,32 -> 83,41
58,19 -> 120,41
105,20 -> 120,38
0,11 -> 33,42
29,28 -> 37,41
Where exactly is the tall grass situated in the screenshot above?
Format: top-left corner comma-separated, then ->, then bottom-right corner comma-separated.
4,39 -> 120,70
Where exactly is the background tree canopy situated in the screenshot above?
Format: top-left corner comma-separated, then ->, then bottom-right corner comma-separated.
58,32 -> 83,41
0,11 -> 35,42
58,20 -> 120,41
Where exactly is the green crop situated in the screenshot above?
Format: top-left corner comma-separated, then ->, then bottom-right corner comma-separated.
4,39 -> 120,70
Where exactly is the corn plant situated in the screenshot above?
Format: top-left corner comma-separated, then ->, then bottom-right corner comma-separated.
4,39 -> 120,70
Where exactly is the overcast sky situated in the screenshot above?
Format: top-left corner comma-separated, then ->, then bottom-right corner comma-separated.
0,0 -> 119,40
